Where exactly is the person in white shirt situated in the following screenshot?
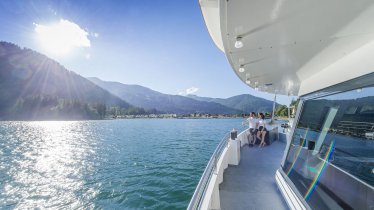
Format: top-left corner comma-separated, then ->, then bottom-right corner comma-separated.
257,112 -> 267,147
247,112 -> 258,146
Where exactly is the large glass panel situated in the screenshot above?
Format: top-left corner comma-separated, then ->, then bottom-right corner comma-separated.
282,86 -> 374,210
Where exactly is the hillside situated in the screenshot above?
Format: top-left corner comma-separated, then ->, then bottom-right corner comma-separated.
0,41 -> 145,120
0,41 -> 277,120
87,77 -> 242,114
187,94 -> 278,113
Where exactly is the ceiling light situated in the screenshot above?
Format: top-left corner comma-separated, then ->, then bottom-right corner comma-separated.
235,37 -> 243,49
245,80 -> 251,84
254,82 -> 259,91
238,65 -> 245,72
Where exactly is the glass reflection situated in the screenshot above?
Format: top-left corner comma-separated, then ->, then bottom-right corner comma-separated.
282,86 -> 374,210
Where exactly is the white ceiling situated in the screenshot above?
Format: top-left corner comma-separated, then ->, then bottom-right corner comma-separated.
201,0 -> 374,96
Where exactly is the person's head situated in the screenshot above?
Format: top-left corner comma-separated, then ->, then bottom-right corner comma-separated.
259,113 -> 265,119
251,112 -> 256,117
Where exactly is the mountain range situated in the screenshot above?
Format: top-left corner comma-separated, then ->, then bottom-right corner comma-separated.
0,41 -> 277,120
87,77 -> 240,114
186,94 -> 276,113
0,41 -> 144,120
88,77 -> 278,114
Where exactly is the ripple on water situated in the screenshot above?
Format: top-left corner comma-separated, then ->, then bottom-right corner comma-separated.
0,119 -> 243,209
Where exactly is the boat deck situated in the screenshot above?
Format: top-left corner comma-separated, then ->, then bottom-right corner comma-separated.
219,140 -> 289,210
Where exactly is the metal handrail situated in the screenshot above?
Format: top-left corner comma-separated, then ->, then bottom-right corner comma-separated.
187,132 -> 231,210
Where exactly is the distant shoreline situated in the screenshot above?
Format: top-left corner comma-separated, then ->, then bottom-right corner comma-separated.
0,116 -> 247,122
0,115 -> 291,121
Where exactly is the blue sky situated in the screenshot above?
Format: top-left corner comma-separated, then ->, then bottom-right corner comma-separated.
0,0 -> 295,105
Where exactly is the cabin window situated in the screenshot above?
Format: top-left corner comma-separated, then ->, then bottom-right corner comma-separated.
282,85 -> 374,210
345,106 -> 358,115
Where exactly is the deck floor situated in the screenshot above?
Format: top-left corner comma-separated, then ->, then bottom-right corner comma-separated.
219,140 -> 289,210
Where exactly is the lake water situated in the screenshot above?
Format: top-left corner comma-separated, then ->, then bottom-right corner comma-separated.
0,119 -> 244,209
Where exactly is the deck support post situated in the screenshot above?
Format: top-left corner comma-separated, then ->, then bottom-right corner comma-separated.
228,138 -> 240,165
272,93 -> 277,121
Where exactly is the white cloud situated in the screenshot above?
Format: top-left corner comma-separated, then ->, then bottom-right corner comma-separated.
92,32 -> 99,38
178,87 -> 199,95
34,19 -> 91,54
48,6 -> 57,15
186,87 -> 199,94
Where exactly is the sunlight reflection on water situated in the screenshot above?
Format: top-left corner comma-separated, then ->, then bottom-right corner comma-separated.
0,119 -> 243,209
1,121 -> 97,209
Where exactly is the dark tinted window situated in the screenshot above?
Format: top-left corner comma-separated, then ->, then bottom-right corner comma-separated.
282,86 -> 374,210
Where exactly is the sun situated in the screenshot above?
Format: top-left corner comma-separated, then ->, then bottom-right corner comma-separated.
34,19 -> 91,55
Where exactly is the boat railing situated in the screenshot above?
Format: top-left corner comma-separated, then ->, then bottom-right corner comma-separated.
187,131 -> 231,210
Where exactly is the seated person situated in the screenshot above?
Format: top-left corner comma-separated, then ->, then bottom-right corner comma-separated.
257,113 -> 267,147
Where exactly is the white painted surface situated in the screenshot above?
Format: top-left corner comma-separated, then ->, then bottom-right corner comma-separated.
238,130 -> 250,147
298,39 -> 374,96
228,139 -> 240,165
275,170 -> 307,210
199,0 -> 224,52
199,129 -> 248,210
201,0 -> 374,96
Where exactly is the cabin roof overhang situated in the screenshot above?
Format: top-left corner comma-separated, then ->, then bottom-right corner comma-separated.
200,0 -> 374,96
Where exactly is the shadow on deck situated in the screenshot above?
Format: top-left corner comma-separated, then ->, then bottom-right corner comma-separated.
219,140 -> 289,210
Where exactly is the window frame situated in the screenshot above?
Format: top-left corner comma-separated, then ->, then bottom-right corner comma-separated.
279,72 -> 374,209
